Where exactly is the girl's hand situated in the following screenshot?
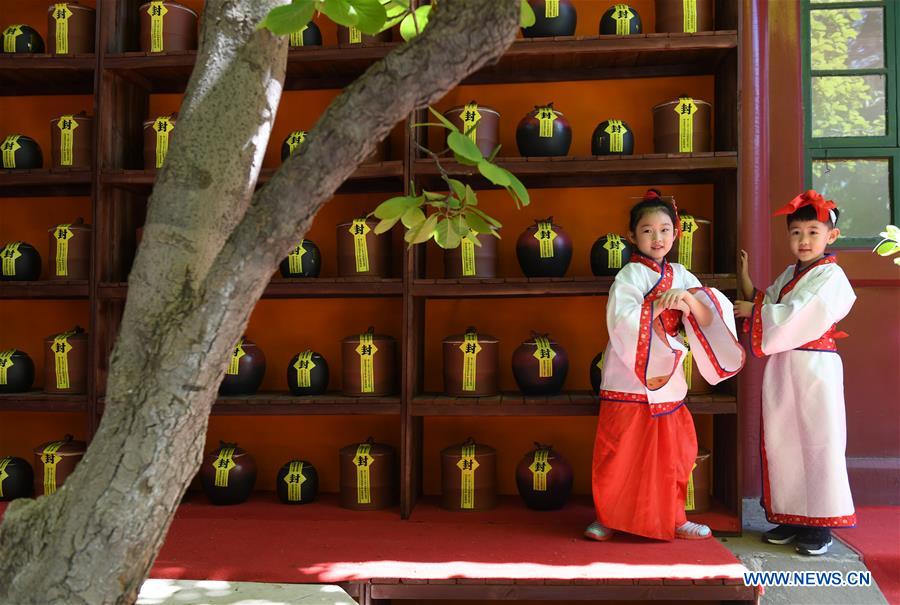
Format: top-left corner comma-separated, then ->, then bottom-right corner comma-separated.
675,299 -> 691,316
658,289 -> 689,310
733,300 -> 754,319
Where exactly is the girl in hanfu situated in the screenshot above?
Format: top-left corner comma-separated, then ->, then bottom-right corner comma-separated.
734,190 -> 856,556
586,190 -> 745,542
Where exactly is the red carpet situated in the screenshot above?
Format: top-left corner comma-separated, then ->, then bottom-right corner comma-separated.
2,494 -> 747,585
835,506 -> 900,605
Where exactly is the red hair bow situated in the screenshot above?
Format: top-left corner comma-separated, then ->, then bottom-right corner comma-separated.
773,189 -> 837,224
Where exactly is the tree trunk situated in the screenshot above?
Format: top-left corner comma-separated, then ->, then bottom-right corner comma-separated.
0,1 -> 520,604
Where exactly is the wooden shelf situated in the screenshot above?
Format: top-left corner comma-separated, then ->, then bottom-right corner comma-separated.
412,275 -> 736,298
0,392 -> 88,413
412,391 -> 737,416
100,162 -> 404,193
0,169 -> 93,197
97,393 -> 400,416
101,32 -> 736,93
99,278 -> 403,300
0,55 -> 95,95
0,281 -> 89,299
414,153 -> 738,189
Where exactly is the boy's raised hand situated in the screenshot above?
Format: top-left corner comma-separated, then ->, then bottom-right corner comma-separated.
733,300 -> 754,319
739,249 -> 750,276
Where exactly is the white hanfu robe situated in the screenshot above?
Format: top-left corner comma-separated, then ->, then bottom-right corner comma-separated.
592,254 -> 744,539
750,254 -> 857,527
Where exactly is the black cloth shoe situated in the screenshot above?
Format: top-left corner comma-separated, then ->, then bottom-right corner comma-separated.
763,524 -> 800,545
796,527 -> 833,556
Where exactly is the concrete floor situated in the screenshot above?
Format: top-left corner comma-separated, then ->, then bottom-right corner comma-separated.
719,499 -> 889,605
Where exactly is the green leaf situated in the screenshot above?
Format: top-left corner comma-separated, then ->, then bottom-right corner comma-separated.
487,143 -> 502,163
447,178 -> 467,202
401,206 -> 426,229
350,0 -> 388,33
882,224 -> 900,241
894,257 -> 900,266
450,215 -> 469,236
406,213 -> 439,245
520,0 -> 536,28
464,211 -> 493,234
477,160 -> 511,187
873,239 -> 900,256
448,132 -> 484,164
374,195 -> 418,220
434,218 -> 462,249
259,1 -> 316,35
429,106 -> 459,132
320,0 -> 355,26
506,171 -> 530,207
423,190 -> 446,201
464,184 -> 477,207
448,196 -> 461,209
469,206 -> 502,228
400,5 -> 431,41
374,216 -> 399,234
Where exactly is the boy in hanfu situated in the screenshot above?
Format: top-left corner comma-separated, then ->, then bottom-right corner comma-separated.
734,190 -> 857,556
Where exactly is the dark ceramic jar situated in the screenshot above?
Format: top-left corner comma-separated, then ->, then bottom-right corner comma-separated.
33,435 -> 86,496
599,4 -> 642,35
47,3 -> 96,55
0,241 -> 42,281
441,438 -> 496,511
521,0 -> 576,37
591,119 -> 634,155
0,349 -> 35,394
336,218 -> 391,278
339,438 -> 396,510
516,104 -> 571,157
0,456 -> 34,501
219,336 -> 266,396
50,112 -> 93,170
2,24 -> 45,53
516,217 -> 572,277
143,114 -> 177,169
337,25 -> 391,45
652,96 -> 712,153
286,350 -> 329,396
276,459 -> 319,504
512,332 -> 568,396
48,218 -> 91,280
288,21 -> 322,47
1,135 -> 43,169
279,239 -> 321,278
44,326 -> 88,395
443,231 -> 498,278
590,233 -> 633,276
442,327 -> 500,398
139,1 -> 198,53
655,0 -> 714,33
589,350 -> 604,395
341,328 -> 396,396
200,441 -> 257,505
515,443 -> 573,510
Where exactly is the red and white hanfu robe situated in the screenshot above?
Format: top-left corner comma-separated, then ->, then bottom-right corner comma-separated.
750,254 -> 857,528
592,255 -> 744,539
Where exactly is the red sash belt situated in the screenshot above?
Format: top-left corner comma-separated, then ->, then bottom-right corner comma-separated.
799,324 -> 848,352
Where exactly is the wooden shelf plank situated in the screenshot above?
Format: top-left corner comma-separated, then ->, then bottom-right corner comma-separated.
412,391 -> 736,416
0,281 -> 89,299
0,392 -> 88,413
0,55 -> 95,95
412,275 -> 736,298
99,278 -> 403,300
0,169 -> 92,197
96,394 -> 400,416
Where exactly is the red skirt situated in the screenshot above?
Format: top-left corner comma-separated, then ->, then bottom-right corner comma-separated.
591,401 -> 697,540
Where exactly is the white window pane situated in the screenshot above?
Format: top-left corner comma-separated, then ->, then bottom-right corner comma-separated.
812,158 -> 892,240
811,75 -> 886,137
811,8 -> 884,69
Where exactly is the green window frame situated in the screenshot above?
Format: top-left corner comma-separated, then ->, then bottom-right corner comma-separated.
802,0 -> 900,247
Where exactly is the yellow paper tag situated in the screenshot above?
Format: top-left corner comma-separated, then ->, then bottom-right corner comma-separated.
57,115 -> 79,167
596,352 -> 605,371
537,107 -> 557,138
349,26 -> 363,44
51,331 -> 75,390
53,4 -> 73,54
683,0 -> 697,33
461,103 -> 481,145
681,329 -> 693,389
153,117 -> 173,168
678,215 -> 699,269
0,457 -> 10,498
294,350 -> 315,388
675,97 -> 698,153
290,24 -> 309,47
604,119 -> 627,153
226,338 -> 245,376
288,240 -> 307,274
213,447 -> 237,487
533,336 -> 556,378
41,441 -> 65,495
685,462 -> 698,510
1,242 -> 22,276
603,234 -> 626,269
350,219 -> 371,273
2,135 -> 21,168
529,448 -> 552,492
545,0 -> 560,18
3,25 -> 23,53
356,333 -> 378,393
460,331 -> 481,392
285,460 -> 307,501
613,4 -> 634,35
355,443 -> 374,503
534,221 -> 557,258
457,443 -> 479,509
149,1 -> 169,53
0,350 -> 14,386
286,130 -> 306,156
53,224 -> 73,277
461,232 -> 477,277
